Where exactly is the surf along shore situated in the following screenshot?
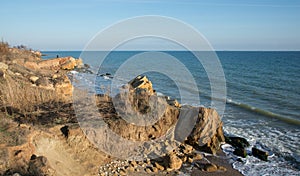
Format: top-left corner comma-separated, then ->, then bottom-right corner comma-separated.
0,42 -> 269,176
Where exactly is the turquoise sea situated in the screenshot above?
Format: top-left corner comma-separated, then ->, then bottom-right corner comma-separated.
42,51 -> 300,175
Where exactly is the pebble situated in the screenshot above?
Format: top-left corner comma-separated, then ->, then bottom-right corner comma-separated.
218,165 -> 227,171
204,163 -> 218,172
151,166 -> 158,173
145,158 -> 151,164
145,168 -> 152,173
187,157 -> 193,163
129,160 -> 137,167
119,169 -> 126,175
125,165 -> 133,171
193,153 -> 203,160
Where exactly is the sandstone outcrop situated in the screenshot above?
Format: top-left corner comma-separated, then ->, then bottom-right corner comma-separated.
1,54 -> 84,101
186,107 -> 225,155
107,75 -> 224,153
23,56 -> 83,72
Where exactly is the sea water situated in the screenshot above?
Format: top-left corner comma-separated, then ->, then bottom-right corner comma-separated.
43,51 -> 300,175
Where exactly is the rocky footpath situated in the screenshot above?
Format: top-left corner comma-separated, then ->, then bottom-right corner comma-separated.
0,44 -> 243,176
0,118 -> 111,176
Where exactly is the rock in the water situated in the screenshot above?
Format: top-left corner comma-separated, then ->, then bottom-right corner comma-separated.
252,147 -> 268,161
233,147 -> 247,158
225,136 -> 250,149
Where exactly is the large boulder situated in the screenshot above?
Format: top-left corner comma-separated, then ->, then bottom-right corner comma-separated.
252,147 -> 268,161
186,107 -> 225,154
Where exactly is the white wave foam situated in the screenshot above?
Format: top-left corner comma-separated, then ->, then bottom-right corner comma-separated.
222,121 -> 300,176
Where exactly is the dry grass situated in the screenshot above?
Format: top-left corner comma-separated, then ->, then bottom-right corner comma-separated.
0,74 -> 64,117
0,42 -> 10,62
0,41 -> 39,63
0,41 -> 9,54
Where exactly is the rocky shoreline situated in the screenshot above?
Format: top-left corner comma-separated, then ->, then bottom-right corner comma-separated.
0,44 -> 268,175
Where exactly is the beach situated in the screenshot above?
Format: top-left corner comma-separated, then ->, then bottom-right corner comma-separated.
1,43 -> 299,175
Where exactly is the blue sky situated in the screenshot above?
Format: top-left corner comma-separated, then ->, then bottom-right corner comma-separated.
1,0 -> 300,50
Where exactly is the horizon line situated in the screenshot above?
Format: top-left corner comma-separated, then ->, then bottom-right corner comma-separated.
40,50 -> 300,52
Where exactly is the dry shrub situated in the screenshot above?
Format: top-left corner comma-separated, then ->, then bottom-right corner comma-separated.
0,42 -> 10,62
0,41 -> 39,63
0,74 -> 64,116
0,42 -> 9,54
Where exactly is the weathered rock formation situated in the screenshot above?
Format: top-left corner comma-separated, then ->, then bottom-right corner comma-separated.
0,44 -> 230,175
99,75 -> 224,153
186,107 -> 225,155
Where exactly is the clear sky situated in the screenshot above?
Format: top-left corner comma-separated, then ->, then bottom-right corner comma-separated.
1,0 -> 300,51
